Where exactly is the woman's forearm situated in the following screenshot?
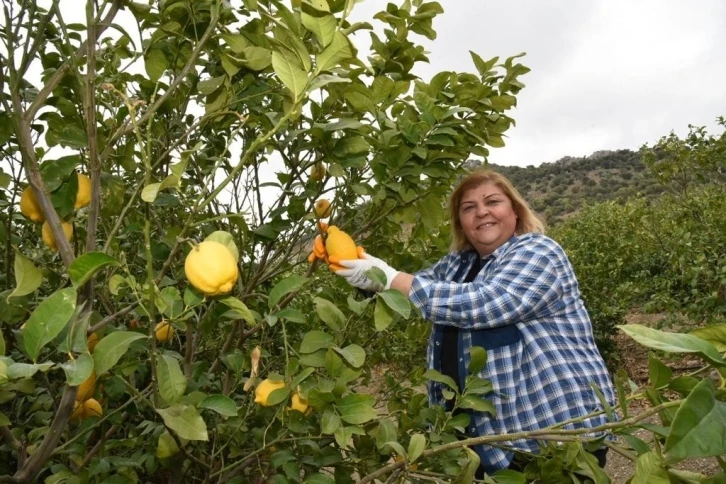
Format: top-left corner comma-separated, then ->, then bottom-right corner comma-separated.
390,272 -> 414,296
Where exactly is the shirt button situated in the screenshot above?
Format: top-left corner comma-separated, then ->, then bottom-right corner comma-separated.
459,358 -> 464,362
435,341 -> 440,346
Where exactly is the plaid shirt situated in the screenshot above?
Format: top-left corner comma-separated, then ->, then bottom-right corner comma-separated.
409,233 -> 616,471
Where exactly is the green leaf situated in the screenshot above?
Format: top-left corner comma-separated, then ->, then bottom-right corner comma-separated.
93,331 -> 147,376
24,287 -> 77,362
408,433 -> 426,463
305,473 -> 335,484
374,419 -> 397,450
467,346 -> 487,374
272,50 -> 308,99
158,354 -> 186,404
269,275 -> 307,309
301,11 -> 336,47
141,182 -> 162,203
69,251 -> 120,287
664,379 -> 726,463
689,324 -> 726,352
618,325 -> 726,367
7,250 -> 42,300
144,47 -> 167,82
204,231 -> 239,262
378,290 -> 411,319
39,155 -> 79,191
300,330 -> 335,353
648,352 -> 672,389
307,74 -> 351,92
266,386 -> 290,406
274,308 -> 307,323
217,296 -> 256,326
458,394 -> 496,415
156,404 -> 209,441
315,31 -> 353,73
452,447 -> 481,484
423,369 -> 458,393
321,409 -> 341,434
222,34 -> 248,53
632,451 -> 670,484
7,362 -> 54,379
156,430 -> 181,458
332,344 -> 365,368
313,297 -> 345,331
0,332 -> 4,356
59,353 -> 93,386
198,394 -> 238,417
336,394 -> 377,424
242,46 -> 272,71
0,412 -> 9,426
374,298 -> 394,331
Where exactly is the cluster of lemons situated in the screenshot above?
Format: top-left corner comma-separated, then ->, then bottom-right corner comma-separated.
19,173 -> 92,250
254,379 -> 311,414
71,333 -> 103,422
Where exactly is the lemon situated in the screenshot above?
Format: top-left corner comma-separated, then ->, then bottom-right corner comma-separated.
325,226 -> 358,271
155,321 -> 174,343
19,186 -> 44,222
76,372 -> 97,402
314,199 -> 332,218
288,392 -> 311,414
87,332 -> 100,353
310,162 -> 326,181
82,398 -> 103,418
41,220 -> 73,251
70,401 -> 85,421
254,379 -> 285,407
184,241 -> 239,296
75,173 -> 92,209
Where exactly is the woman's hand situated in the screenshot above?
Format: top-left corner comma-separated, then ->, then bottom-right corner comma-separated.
334,253 -> 399,291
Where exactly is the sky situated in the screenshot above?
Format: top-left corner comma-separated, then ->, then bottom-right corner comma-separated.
350,0 -> 726,167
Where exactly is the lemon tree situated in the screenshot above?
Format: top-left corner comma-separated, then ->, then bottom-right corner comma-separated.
1,0 -> 724,483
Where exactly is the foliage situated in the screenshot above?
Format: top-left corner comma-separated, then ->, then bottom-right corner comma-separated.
0,0 -> 724,482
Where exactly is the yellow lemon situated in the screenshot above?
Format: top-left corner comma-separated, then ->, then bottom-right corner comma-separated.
87,332 -> 100,353
288,392 -> 311,414
70,401 -> 85,421
254,379 -> 285,407
310,162 -> 326,181
82,398 -> 103,418
313,199 -> 332,218
155,321 -> 174,343
76,372 -> 97,402
184,241 -> 239,296
75,173 -> 92,209
41,220 -> 73,251
19,186 -> 44,222
325,226 -> 358,271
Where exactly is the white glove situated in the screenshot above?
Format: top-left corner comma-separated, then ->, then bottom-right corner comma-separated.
335,253 -> 399,292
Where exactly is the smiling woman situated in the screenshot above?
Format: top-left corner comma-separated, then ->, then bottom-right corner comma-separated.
332,168 -> 617,477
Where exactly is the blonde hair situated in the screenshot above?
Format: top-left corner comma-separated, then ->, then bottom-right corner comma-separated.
449,169 -> 545,252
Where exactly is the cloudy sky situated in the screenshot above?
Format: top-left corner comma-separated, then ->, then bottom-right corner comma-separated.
350,0 -> 726,167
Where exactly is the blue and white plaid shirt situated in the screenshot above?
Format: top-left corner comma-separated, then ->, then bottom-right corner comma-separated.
409,233 -> 616,471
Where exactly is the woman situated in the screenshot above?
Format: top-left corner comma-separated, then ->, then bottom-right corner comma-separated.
334,169 -> 616,475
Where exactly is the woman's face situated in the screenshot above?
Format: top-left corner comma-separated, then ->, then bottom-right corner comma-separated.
458,182 -> 518,256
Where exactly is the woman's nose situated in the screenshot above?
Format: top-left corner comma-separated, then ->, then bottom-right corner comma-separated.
475,203 -> 488,217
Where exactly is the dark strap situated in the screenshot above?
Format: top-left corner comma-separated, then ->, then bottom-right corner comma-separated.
441,256 -> 483,397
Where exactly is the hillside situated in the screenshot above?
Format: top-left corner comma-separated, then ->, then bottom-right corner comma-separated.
468,149 -> 665,225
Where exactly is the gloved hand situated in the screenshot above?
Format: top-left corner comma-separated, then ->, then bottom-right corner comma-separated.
333,253 -> 399,291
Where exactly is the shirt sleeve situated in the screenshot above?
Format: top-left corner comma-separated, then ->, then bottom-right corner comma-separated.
409,241 -> 565,329
413,252 -> 458,281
